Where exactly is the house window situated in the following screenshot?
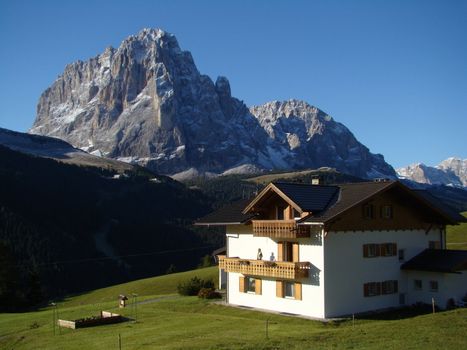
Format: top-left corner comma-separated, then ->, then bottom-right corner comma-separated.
363,244 -> 380,258
429,280 -> 439,292
414,279 -> 422,291
239,276 -> 262,295
276,206 -> 285,220
381,205 -> 393,219
364,282 -> 381,297
363,204 -> 374,219
284,282 -> 295,298
278,242 -> 299,262
381,280 -> 398,294
398,249 -> 405,262
429,241 -> 441,249
380,243 -> 397,257
246,277 -> 256,293
276,281 -> 302,300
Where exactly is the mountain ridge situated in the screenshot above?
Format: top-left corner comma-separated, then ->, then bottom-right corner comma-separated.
397,157 -> 467,188
30,28 -> 396,179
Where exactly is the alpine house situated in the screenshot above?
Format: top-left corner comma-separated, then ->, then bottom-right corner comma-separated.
196,180 -> 467,318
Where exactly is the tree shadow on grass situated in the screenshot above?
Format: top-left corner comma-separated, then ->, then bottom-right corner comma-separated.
356,303 -> 441,321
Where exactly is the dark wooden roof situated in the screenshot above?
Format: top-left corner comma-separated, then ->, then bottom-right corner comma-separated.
196,180 -> 464,226
412,190 -> 467,223
401,249 -> 467,273
301,181 -> 396,223
195,198 -> 257,225
273,182 -> 339,212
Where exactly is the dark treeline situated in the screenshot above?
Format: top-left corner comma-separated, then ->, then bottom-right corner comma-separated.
0,146 -> 213,311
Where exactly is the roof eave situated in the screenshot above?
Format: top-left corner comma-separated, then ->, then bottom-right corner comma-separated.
316,181 -> 397,224
194,221 -> 246,226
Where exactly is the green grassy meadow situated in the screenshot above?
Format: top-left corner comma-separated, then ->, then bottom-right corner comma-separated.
1,266 -> 467,350
446,212 -> 467,250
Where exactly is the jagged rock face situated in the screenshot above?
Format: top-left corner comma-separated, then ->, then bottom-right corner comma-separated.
438,158 -> 467,187
397,158 -> 467,187
30,28 -> 269,174
249,100 -> 396,179
30,28 -> 396,179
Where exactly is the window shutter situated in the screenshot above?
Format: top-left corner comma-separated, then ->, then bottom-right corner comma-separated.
277,242 -> 283,261
239,276 -> 246,293
394,280 -> 398,293
364,283 -> 369,297
363,244 -> 369,257
376,282 -> 381,295
380,243 -> 387,256
255,278 -> 262,295
294,282 -> 302,300
276,280 -> 284,298
292,243 -> 300,262
379,243 -> 386,256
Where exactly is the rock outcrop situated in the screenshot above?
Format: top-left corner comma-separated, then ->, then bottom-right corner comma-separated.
30,28 -> 396,179
397,158 -> 467,187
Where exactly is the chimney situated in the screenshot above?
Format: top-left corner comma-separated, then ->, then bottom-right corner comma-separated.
311,176 -> 320,185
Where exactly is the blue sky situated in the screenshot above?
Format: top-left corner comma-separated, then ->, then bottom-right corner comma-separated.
0,0 -> 465,168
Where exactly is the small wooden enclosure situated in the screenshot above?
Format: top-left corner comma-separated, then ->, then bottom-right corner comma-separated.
57,311 -> 123,329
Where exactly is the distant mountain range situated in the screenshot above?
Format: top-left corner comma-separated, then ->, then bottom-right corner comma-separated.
29,28 -> 396,180
397,158 -> 467,188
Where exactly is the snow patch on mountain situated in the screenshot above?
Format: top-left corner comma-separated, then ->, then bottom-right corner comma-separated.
397,158 -> 467,188
29,28 -> 397,180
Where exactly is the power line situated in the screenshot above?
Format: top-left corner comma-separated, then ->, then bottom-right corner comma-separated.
7,245 -> 216,268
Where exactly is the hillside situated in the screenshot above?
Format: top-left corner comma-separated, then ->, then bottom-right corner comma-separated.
446,212 -> 467,250
0,127 -> 147,175
1,266 -> 466,350
0,145 -> 213,311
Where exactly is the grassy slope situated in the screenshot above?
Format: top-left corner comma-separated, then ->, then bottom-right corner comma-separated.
446,212 -> 467,250
60,266 -> 218,308
1,267 -> 467,350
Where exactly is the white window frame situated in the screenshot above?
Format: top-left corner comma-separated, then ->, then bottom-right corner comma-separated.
429,280 -> 439,292
414,279 -> 422,291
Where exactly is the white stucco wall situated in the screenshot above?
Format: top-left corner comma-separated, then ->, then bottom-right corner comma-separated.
225,225 -> 326,318
405,270 -> 467,309
323,229 -> 440,317
223,225 -> 460,319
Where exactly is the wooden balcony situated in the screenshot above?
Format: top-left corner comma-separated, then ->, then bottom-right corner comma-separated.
252,220 -> 310,238
218,255 -> 311,279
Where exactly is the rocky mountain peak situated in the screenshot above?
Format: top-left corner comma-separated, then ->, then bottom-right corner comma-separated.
215,76 -> 231,98
397,158 -> 467,187
29,28 -> 396,179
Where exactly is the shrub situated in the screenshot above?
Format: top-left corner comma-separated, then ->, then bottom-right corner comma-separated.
177,277 -> 215,296
198,287 -> 222,299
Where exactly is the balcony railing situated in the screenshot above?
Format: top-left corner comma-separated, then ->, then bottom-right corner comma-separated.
252,220 -> 310,238
218,255 -> 310,279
